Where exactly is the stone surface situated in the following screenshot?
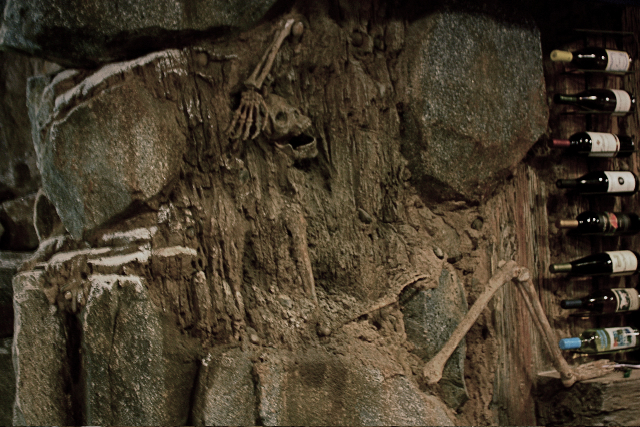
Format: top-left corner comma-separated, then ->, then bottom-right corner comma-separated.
33,189 -> 64,242
191,348 -> 257,426
0,337 -> 13,426
400,7 -> 548,203
254,349 -> 454,426
28,50 -> 189,239
0,0 -> 279,67
402,267 -> 469,409
80,274 -> 199,425
0,193 -> 39,250
0,52 -> 55,202
12,270 -> 74,426
0,251 -> 34,337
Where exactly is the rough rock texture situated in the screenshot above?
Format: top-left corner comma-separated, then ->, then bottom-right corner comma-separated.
0,51 -> 55,202
254,349 -> 454,426
12,271 -> 74,426
402,266 -> 469,409
400,8 -> 548,203
0,0 -> 280,67
80,274 -> 199,425
0,193 -> 39,250
0,337 -> 13,426
28,51 -> 190,239
191,348 -> 258,425
8,0 -> 550,425
0,251 -> 33,337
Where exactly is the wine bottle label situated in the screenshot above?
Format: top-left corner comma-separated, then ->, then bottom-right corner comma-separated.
596,327 -> 638,352
606,49 -> 631,72
586,132 -> 620,157
612,89 -> 632,114
600,212 -> 619,234
612,288 -> 640,312
604,171 -> 636,193
606,250 -> 638,275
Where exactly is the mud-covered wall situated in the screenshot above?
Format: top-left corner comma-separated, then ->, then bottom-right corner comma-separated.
0,0 -> 633,425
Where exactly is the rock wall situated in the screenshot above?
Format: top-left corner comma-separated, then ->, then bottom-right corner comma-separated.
0,0 -> 551,425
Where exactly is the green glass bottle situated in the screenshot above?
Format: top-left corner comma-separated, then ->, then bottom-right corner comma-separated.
559,326 -> 640,354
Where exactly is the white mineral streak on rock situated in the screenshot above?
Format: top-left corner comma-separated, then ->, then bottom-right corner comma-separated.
89,250 -> 151,267
152,246 -> 198,257
87,274 -> 145,303
53,49 -> 184,116
100,226 -> 158,244
47,247 -> 112,265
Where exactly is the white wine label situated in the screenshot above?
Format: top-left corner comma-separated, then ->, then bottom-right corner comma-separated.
606,49 -> 631,72
606,250 -> 638,275
612,89 -> 632,115
597,327 -> 638,352
586,132 -> 620,157
604,171 -> 636,193
612,288 -> 640,312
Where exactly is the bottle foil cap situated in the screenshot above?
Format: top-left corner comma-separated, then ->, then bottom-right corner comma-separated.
552,139 -> 572,148
559,337 -> 582,350
551,50 -> 573,62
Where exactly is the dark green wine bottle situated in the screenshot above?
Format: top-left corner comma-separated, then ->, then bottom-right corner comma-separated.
561,288 -> 640,313
554,89 -> 636,115
556,211 -> 640,236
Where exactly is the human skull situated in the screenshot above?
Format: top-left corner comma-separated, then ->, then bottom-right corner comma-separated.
264,94 -> 317,160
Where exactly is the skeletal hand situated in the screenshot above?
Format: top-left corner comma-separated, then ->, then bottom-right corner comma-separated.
226,89 -> 269,140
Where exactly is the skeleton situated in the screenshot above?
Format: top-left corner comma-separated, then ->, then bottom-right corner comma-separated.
422,261 -> 615,388
226,18 -> 297,140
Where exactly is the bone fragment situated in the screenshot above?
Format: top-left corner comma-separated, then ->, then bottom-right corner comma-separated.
514,269 -> 613,387
245,19 -> 295,90
422,260 -> 520,384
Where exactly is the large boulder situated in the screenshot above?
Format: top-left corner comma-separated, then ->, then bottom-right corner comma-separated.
28,50 -> 190,239
400,6 -> 548,203
0,0 -> 279,67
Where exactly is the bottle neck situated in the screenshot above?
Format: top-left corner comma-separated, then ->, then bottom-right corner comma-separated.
556,179 -> 578,188
561,299 -> 583,309
554,94 -> 578,104
556,219 -> 579,229
550,263 -> 572,273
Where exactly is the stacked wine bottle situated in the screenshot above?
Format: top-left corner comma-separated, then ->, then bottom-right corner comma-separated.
550,44 -> 640,355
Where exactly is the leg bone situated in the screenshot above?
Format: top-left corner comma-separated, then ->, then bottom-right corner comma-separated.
422,260 -> 520,385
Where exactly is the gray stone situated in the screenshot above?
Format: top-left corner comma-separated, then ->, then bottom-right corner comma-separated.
0,251 -> 34,337
401,7 -> 547,203
254,349 -> 454,426
191,348 -> 257,426
0,337 -> 14,426
0,0 -> 279,67
80,274 -> 199,425
12,270 -> 74,426
0,193 -> 39,250
28,50 -> 189,239
0,52 -> 54,202
402,267 -> 469,409
33,189 -> 65,242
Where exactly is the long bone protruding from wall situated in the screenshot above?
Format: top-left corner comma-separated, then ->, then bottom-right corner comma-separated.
422,262 -> 615,387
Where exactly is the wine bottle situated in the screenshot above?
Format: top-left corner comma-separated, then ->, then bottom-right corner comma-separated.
551,132 -> 635,157
553,89 -> 636,115
561,288 -> 640,313
556,171 -> 639,195
556,211 -> 640,236
559,326 -> 640,354
549,250 -> 640,276
551,47 -> 632,73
